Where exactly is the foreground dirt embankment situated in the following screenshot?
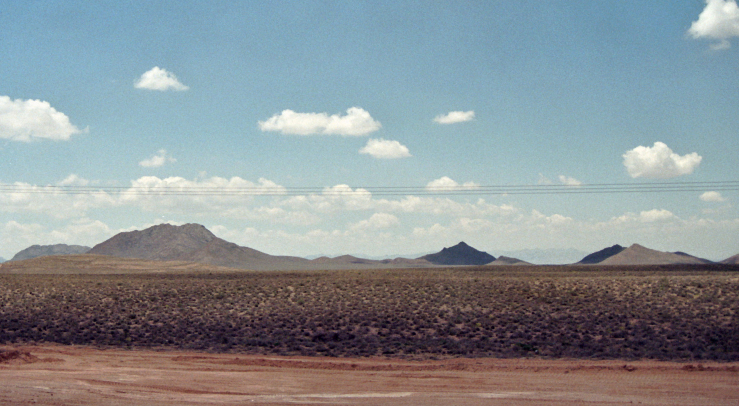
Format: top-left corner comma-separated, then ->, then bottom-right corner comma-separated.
1,345 -> 738,406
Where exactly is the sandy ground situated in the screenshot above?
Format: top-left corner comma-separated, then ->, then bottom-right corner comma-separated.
1,345 -> 738,406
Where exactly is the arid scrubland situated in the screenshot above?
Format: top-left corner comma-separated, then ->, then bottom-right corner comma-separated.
1,266 -> 738,360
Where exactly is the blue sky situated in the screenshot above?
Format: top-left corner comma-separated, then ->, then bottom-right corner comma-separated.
1,0 -> 738,262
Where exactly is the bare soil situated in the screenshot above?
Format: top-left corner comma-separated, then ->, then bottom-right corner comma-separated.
1,344 -> 737,405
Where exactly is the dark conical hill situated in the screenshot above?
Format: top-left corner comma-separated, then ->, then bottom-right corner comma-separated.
577,244 -> 625,264
419,242 -> 495,265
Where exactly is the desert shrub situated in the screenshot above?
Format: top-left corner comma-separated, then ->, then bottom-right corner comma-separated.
0,267 -> 738,360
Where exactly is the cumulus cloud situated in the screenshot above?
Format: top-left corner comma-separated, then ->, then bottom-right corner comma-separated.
688,0 -> 739,50
359,138 -> 411,159
139,149 -> 177,168
700,191 -> 726,202
121,175 -> 285,203
0,176 -> 115,218
623,142 -> 702,179
425,176 -> 480,191
0,96 -> 83,142
258,107 -> 381,136
134,67 -> 189,91
433,110 -> 475,124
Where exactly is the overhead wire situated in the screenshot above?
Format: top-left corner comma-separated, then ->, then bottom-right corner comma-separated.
1,180 -> 737,197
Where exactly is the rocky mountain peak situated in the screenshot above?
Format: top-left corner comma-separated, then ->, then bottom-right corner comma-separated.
420,242 -> 495,266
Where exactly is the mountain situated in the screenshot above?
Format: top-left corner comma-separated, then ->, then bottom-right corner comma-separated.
496,248 -> 588,265
87,223 -> 437,271
577,244 -> 625,264
720,254 -> 739,265
488,256 -> 531,266
10,244 -> 91,261
419,242 -> 495,265
88,223 -> 312,270
598,244 -> 713,266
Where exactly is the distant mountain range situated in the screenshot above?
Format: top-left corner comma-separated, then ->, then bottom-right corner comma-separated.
3,223 -> 738,271
86,223 -> 437,271
497,248 -> 588,265
10,244 -> 91,261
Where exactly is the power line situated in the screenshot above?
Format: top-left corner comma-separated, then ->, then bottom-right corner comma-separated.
1,181 -> 738,197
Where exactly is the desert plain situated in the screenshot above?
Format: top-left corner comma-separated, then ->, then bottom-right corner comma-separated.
1,261 -> 738,405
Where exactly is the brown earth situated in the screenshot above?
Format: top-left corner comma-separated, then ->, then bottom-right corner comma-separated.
1,344 -> 737,406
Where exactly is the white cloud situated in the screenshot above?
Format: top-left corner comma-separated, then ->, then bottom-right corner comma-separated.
134,67 -> 189,91
120,176 -> 286,213
258,107 -> 381,136
433,110 -> 475,124
425,176 -> 480,191
688,0 -> 739,50
359,138 -> 411,159
0,96 -> 83,142
57,174 -> 90,186
611,209 -> 677,224
0,176 -> 116,218
639,209 -> 676,222
283,185 -> 374,213
623,142 -> 702,179
558,175 -> 582,186
139,149 -> 177,168
350,213 -> 399,231
700,191 -> 726,202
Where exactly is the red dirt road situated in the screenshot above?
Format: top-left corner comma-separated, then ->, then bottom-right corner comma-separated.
1,345 -> 737,405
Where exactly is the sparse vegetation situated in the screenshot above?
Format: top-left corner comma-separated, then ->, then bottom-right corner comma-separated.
1,266 -> 738,360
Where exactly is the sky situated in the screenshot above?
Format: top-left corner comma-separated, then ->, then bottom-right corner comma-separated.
1,0 -> 738,262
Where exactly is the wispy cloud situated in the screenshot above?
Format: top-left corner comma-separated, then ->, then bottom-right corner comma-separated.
558,175 -> 582,186
0,96 -> 83,142
425,176 -> 479,191
700,191 -> 726,202
538,174 -> 582,186
139,149 -> 177,168
623,142 -> 702,179
433,110 -> 475,124
135,67 -> 189,91
359,138 -> 411,159
259,107 -> 381,136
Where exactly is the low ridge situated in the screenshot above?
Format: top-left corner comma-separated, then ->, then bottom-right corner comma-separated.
488,256 -> 531,266
11,244 -> 91,262
419,242 -> 495,266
